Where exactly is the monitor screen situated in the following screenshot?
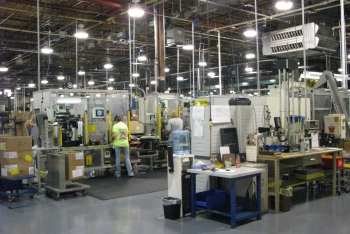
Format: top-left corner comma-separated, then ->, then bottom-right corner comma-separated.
92,107 -> 105,118
150,114 -> 156,121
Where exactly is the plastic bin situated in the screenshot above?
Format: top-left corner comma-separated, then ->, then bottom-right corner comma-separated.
172,131 -> 190,155
195,190 -> 226,209
163,197 -> 181,220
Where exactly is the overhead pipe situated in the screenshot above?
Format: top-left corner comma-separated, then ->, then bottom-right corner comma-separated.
37,0 -> 40,91
254,0 -> 260,96
340,0 -> 347,88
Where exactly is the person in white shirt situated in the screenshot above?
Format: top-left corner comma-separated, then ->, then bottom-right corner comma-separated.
166,110 -> 183,148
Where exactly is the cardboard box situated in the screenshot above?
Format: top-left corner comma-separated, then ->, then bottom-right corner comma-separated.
343,141 -> 350,158
0,136 -> 32,151
61,151 -> 84,180
1,161 -> 34,178
0,150 -> 33,165
223,154 -> 236,166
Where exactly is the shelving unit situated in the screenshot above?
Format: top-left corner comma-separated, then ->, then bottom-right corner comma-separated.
0,115 -> 17,136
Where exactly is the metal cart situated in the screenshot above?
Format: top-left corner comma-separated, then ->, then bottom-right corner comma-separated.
0,175 -> 37,202
45,153 -> 90,200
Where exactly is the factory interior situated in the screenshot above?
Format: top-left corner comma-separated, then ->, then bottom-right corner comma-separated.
1,0 -> 350,233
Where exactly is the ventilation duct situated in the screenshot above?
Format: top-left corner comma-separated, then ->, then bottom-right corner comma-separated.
262,22 -> 338,58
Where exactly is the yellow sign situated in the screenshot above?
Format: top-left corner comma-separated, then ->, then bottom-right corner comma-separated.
193,99 -> 209,106
86,155 -> 93,166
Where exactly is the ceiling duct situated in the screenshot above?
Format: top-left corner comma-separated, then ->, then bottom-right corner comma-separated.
166,25 -> 185,47
262,22 -> 338,58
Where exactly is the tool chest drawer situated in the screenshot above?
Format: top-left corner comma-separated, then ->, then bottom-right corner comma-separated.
282,154 -> 322,166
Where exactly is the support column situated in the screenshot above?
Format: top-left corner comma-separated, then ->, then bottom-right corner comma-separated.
156,3 -> 165,92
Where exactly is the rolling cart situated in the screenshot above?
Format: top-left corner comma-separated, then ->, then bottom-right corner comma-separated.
45,153 -> 90,200
0,175 -> 37,202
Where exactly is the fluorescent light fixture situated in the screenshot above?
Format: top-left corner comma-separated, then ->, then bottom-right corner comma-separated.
245,67 -> 253,72
41,42 -> 53,54
253,92 -> 258,95
59,87 -> 63,90
107,86 -> 113,90
104,57 -> 113,69
132,73 -> 139,77
73,84 -> 77,88
128,4 -> 145,17
338,68 -> 343,72
208,72 -> 215,77
183,44 -> 194,50
109,77 -> 115,82
129,83 -> 136,87
214,85 -> 221,88
151,80 -> 157,84
275,1 -> 293,10
177,76 -> 184,81
74,24 -> 88,39
88,80 -> 94,85
0,63 -> 8,72
180,94 -> 184,97
57,97 -> 82,104
243,27 -> 256,37
164,67 -> 170,72
78,70 -> 85,75
137,54 -> 147,61
242,82 -> 248,85
69,93 -> 74,96
57,73 -> 65,80
270,79 -> 276,82
348,54 -> 350,59
198,61 -> 207,66
96,93 -> 101,97
16,86 -> 21,90
41,79 -> 48,84
28,81 -> 35,88
245,53 -> 255,59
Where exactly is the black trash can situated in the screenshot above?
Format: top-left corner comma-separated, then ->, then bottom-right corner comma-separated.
162,197 -> 181,220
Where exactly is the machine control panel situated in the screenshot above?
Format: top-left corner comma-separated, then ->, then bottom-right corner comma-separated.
305,120 -> 319,131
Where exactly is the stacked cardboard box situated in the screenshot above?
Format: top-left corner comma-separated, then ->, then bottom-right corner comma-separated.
60,151 -> 84,180
0,136 -> 34,178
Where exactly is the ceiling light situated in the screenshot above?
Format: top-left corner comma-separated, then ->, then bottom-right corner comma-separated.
88,80 -> 94,85
242,82 -> 248,85
348,54 -> 350,59
245,53 -> 255,59
28,81 -> 35,88
164,66 -> 170,72
109,77 -> 115,82
198,60 -> 207,66
245,67 -> 253,72
182,44 -> 194,50
41,79 -> 48,84
177,76 -> 184,81
270,79 -> 276,82
137,54 -> 147,61
107,86 -> 113,90
208,72 -> 215,77
104,57 -> 113,69
74,23 -> 88,39
215,85 -> 221,88
78,70 -> 85,75
132,73 -> 139,77
69,93 -> 74,96
57,73 -> 65,80
128,3 -> 145,17
151,80 -> 157,84
243,26 -> 256,37
0,62 -> 8,72
73,84 -> 77,88
41,41 -> 53,54
129,83 -> 136,87
338,68 -> 343,72
16,86 -> 21,90
275,1 -> 293,10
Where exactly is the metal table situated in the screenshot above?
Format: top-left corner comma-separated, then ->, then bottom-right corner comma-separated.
188,167 -> 264,229
258,147 -> 343,212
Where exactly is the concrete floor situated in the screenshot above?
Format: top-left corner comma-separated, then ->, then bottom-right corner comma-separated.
0,183 -> 350,234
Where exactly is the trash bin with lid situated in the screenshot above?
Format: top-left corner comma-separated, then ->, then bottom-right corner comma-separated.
162,197 -> 182,220
280,187 -> 293,212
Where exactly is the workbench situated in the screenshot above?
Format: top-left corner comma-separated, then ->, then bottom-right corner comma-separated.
188,167 -> 264,229
258,147 -> 343,212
